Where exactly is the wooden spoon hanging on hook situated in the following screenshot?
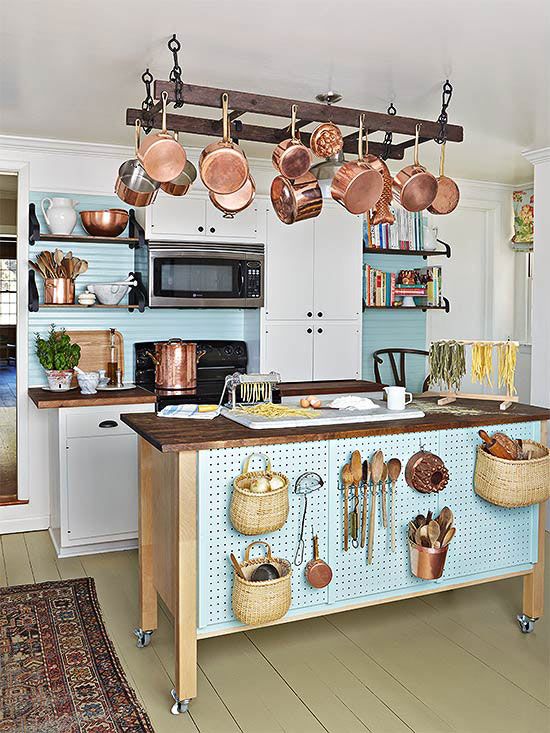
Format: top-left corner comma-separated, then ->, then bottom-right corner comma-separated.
387,458 -> 402,552
341,464 -> 353,552
368,451 -> 384,564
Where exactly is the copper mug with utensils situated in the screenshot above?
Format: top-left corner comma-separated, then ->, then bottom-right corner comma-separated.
44,278 -> 75,305
146,339 -> 205,390
393,123 -> 438,212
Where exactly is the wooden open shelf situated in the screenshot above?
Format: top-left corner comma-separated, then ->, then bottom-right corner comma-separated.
363,297 -> 450,313
364,239 -> 451,259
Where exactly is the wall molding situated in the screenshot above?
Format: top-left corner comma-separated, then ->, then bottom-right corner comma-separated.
522,146 -> 550,166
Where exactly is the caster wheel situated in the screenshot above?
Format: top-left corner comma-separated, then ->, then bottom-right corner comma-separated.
516,613 -> 537,634
133,628 -> 154,648
170,689 -> 190,715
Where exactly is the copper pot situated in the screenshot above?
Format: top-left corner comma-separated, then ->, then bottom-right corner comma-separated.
409,541 -> 449,580
80,209 -> 129,237
428,143 -> 460,215
44,278 -> 75,304
331,115 -> 384,214
160,132 -> 197,197
115,120 -> 160,207
310,121 -> 343,159
272,105 -> 312,180
146,339 -> 205,391
199,93 -> 249,195
271,172 -> 323,225
393,124 -> 438,212
138,92 -> 187,183
210,175 -> 256,218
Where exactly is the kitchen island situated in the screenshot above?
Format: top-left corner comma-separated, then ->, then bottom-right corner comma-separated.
121,398 -> 549,715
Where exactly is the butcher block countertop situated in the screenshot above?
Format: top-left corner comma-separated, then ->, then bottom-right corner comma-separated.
29,386 -> 157,409
120,398 -> 550,453
278,379 -> 384,396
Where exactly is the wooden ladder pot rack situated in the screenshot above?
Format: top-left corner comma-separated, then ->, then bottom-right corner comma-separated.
126,81 -> 464,160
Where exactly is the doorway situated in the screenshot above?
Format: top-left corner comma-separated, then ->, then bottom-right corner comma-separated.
0,173 -> 18,503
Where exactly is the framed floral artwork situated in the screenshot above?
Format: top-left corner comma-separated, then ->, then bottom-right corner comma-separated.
512,188 -> 534,243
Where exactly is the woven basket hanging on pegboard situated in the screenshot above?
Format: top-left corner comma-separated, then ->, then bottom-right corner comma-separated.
405,451 -> 449,494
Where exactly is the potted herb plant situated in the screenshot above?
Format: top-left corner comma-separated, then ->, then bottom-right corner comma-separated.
35,325 -> 81,390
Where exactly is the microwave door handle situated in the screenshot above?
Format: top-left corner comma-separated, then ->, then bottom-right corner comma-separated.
238,262 -> 245,296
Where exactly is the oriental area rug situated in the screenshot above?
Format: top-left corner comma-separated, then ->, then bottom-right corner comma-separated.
0,578 -> 154,732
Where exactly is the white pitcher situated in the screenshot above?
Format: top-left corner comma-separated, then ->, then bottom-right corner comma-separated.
384,386 -> 413,411
41,197 -> 79,235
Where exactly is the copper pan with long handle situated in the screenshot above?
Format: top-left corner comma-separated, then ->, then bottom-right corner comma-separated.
272,104 -> 312,180
199,93 -> 249,194
210,175 -> 256,219
115,120 -> 160,207
138,92 -> 186,183
428,143 -> 460,215
160,132 -> 197,197
331,115 -> 384,214
271,172 -> 323,225
393,124 -> 438,212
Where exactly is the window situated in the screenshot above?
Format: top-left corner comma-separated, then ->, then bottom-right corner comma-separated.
0,259 -> 16,325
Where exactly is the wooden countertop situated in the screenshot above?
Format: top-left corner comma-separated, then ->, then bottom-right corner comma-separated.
120,398 -> 550,453
278,379 -> 384,396
29,386 -> 157,409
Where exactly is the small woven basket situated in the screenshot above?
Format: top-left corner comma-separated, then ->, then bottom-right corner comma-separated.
474,440 -> 550,508
232,541 -> 292,625
230,453 -> 289,535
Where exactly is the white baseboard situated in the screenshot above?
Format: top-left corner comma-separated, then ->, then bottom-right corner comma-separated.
48,527 -> 137,558
0,515 -> 49,535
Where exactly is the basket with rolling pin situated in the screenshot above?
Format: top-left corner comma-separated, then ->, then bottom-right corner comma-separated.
340,449 -> 402,563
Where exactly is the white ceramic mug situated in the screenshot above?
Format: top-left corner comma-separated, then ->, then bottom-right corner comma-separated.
384,386 -> 413,411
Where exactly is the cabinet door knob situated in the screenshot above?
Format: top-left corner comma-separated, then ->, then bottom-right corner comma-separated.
317,312 -> 323,317
210,227 -> 216,233
98,420 -> 118,428
317,328 -> 323,334
198,226 -> 204,232
307,312 -> 313,317
307,328 -> 313,334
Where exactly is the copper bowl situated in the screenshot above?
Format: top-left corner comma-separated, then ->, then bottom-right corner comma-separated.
80,209 -> 129,237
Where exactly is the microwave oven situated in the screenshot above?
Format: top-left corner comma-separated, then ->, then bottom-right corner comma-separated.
135,242 -> 264,308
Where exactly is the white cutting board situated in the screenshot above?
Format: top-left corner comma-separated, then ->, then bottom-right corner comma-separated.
221,400 -> 425,430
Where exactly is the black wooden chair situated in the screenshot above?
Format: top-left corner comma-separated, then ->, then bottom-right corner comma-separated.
373,348 -> 430,392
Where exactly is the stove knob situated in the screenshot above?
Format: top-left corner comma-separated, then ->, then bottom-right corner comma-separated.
224,346 -> 233,356
234,345 -> 243,356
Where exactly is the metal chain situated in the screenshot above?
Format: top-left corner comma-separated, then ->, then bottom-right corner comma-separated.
168,34 -> 184,108
435,79 -> 453,144
140,68 -> 154,134
381,103 -> 396,160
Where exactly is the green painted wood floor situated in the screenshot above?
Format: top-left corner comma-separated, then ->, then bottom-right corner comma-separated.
0,530 -> 548,733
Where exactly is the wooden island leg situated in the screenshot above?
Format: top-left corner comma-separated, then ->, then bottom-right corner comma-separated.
519,420 -> 547,632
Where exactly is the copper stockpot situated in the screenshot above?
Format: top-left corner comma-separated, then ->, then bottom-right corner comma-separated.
331,115 -> 384,214
210,175 -> 256,218
271,172 -> 323,225
146,339 -> 205,390
272,105 -> 312,180
409,541 -> 449,580
199,93 -> 249,195
428,143 -> 460,215
138,92 -> 186,183
160,132 -> 197,197
310,121 -> 343,159
393,124 -> 438,212
115,121 -> 160,207
44,278 -> 75,304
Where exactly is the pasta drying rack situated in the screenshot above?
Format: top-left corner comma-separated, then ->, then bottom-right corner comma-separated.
424,339 -> 519,411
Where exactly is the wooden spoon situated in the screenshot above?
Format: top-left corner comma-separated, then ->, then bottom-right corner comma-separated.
229,552 -> 246,579
437,506 -> 454,541
387,458 -> 402,552
341,464 -> 353,552
427,520 -> 440,547
360,460 -> 370,548
441,527 -> 456,546
418,524 -> 431,548
415,514 -> 426,528
368,450 -> 384,564
381,463 -> 388,529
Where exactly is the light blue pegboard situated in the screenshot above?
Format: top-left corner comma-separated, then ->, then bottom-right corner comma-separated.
197,422 -> 539,632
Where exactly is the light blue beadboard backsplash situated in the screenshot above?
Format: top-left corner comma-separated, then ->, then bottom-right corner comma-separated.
28,192 -> 245,386
361,253 -> 427,392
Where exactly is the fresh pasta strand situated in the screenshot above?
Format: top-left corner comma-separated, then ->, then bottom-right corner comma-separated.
497,342 -> 517,395
471,342 -> 493,386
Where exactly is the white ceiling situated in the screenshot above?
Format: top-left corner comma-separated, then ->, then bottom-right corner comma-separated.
1,0 -> 548,183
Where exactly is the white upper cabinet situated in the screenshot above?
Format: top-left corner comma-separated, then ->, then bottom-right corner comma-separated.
265,211 -> 315,321
313,206 -> 363,320
139,192 -> 266,242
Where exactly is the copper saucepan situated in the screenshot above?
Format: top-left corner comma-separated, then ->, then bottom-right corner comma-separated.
331,115 -> 384,214
138,92 -> 187,183
428,143 -> 460,215
272,104 -> 312,180
199,93 -> 249,195
115,120 -> 160,207
271,172 -> 323,225
160,132 -> 197,197
393,124 -> 438,212
210,175 -> 256,219
146,339 -> 205,391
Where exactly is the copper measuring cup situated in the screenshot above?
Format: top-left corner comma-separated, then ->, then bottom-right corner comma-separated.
115,120 -> 160,207
138,92 -> 187,183
393,123 -> 438,212
331,114 -> 384,214
428,142 -> 460,215
199,93 -> 249,195
272,104 -> 312,180
270,171 -> 323,225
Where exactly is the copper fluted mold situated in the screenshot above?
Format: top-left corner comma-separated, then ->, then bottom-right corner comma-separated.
80,209 -> 129,237
146,340 -> 203,390
310,122 -> 344,159
44,278 -> 75,305
210,175 -> 256,218
271,172 -> 323,225
370,157 -> 395,225
409,541 -> 449,580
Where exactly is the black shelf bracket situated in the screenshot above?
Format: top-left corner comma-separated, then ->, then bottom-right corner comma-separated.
28,203 -> 40,246
420,296 -> 450,313
435,239 -> 452,258
128,271 -> 147,313
28,269 -> 39,312
128,209 -> 146,249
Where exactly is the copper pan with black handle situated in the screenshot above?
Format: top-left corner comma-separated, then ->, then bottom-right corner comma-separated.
393,124 -> 438,212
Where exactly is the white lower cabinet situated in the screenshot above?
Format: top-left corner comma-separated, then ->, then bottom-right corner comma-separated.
263,322 -> 314,382
50,402 -> 155,557
313,322 -> 361,380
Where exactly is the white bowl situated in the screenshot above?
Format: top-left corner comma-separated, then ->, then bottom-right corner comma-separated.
87,282 -> 132,305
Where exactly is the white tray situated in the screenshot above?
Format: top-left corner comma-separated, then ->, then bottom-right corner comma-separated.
96,383 -> 136,391
221,401 -> 425,430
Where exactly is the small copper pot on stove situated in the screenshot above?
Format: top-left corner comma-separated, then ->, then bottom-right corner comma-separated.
146,339 -> 205,390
